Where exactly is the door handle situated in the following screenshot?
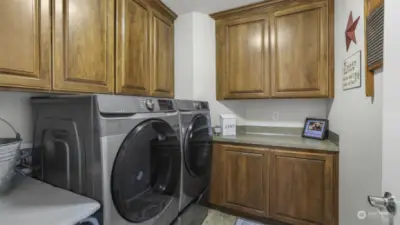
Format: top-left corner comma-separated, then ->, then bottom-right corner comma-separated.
368,192 -> 396,225
368,192 -> 397,215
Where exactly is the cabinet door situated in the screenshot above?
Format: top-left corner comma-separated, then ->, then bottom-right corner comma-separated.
209,144 -> 224,205
116,0 -> 150,96
270,150 -> 335,225
270,2 -> 329,97
0,0 -> 51,90
221,144 -> 269,217
150,11 -> 174,98
53,0 -> 115,93
216,15 -> 270,99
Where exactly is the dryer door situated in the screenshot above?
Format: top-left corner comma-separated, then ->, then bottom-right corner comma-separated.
111,119 -> 181,223
184,114 -> 213,178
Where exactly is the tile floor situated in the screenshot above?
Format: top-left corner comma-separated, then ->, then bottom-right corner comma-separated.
201,210 -> 238,225
201,209 -> 266,225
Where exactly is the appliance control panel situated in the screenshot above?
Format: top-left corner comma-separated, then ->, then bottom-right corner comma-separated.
138,99 -> 175,112
158,100 -> 175,111
139,99 -> 156,112
192,101 -> 209,110
145,99 -> 155,111
193,102 -> 201,110
200,102 -> 209,110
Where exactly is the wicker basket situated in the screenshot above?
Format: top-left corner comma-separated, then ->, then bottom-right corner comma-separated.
0,118 -> 22,193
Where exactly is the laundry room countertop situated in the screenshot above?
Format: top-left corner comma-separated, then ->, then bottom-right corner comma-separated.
213,132 -> 339,152
0,175 -> 100,225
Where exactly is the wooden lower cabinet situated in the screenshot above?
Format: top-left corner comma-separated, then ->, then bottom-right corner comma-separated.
221,144 -> 269,217
210,143 -> 338,225
270,150 -> 336,225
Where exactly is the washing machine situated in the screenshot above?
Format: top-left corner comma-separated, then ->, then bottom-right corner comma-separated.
31,95 -> 181,225
174,100 -> 213,225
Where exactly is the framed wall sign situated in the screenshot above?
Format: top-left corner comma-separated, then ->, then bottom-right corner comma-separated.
343,51 -> 362,90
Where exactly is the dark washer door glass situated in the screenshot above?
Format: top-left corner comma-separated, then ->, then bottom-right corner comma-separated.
111,120 -> 181,223
184,114 -> 212,177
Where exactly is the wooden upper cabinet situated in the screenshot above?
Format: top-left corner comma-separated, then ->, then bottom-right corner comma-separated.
53,0 -> 115,93
213,0 -> 333,99
0,0 -> 177,96
116,0 -> 150,96
270,2 -> 329,97
150,8 -> 175,98
220,144 -> 269,217
115,0 -> 175,97
0,0 -> 51,90
270,150 -> 335,225
216,15 -> 270,99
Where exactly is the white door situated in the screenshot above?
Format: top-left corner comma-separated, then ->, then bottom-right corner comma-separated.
367,0 -> 400,224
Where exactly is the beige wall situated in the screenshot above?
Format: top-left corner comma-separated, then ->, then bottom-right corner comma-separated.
0,91 -> 35,144
328,0 -> 383,224
174,13 -> 195,99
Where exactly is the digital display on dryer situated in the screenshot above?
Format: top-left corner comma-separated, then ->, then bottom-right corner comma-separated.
158,100 -> 174,111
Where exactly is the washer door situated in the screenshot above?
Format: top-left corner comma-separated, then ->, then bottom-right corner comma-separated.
111,119 -> 181,223
184,114 -> 212,178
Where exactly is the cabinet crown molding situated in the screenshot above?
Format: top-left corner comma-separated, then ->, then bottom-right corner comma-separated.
210,0 -> 286,20
149,0 -> 177,20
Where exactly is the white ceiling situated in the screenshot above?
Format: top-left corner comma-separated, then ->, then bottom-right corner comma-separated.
161,0 -> 263,15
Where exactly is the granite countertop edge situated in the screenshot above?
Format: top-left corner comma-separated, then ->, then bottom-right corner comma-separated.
213,134 -> 339,152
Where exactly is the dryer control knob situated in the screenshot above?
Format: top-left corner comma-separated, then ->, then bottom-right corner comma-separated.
194,102 -> 201,110
145,99 -> 155,111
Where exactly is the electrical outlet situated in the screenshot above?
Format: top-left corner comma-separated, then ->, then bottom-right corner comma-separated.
272,111 -> 279,121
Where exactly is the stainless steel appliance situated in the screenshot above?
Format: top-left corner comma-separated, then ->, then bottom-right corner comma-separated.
174,100 -> 212,225
31,95 -> 181,225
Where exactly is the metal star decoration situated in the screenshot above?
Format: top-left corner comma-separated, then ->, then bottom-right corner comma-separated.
345,11 -> 360,51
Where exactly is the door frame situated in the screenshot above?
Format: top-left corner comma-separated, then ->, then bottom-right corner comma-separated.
381,0 -> 400,224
